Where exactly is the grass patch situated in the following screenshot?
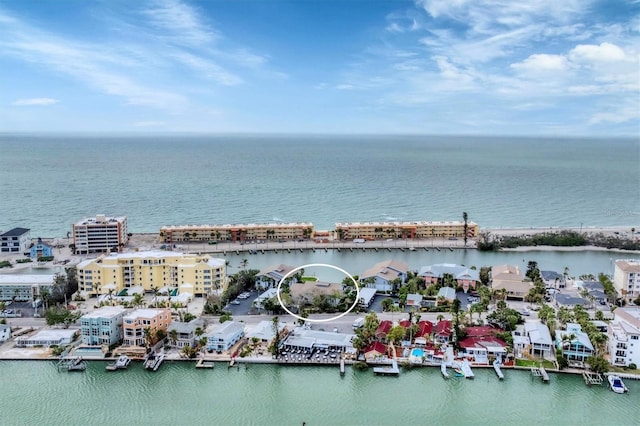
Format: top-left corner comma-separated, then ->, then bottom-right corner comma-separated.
300,276 -> 318,282
515,359 -> 556,369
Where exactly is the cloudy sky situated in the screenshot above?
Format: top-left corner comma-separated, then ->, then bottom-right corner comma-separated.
1,0 -> 638,135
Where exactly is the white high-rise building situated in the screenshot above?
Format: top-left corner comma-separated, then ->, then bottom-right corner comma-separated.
613,259 -> 640,303
608,307 -> 640,367
73,214 -> 128,255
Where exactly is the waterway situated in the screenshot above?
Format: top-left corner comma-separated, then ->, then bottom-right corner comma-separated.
0,361 -> 637,425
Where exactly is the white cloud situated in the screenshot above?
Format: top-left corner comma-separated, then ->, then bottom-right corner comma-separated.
510,54 -> 570,73
569,42 -> 628,62
12,97 -> 59,106
142,0 -> 217,46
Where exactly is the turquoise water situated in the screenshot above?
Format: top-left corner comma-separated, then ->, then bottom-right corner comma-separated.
1,135 -> 638,237
0,361 -> 637,425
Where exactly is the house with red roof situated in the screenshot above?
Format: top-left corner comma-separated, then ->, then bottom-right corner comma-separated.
398,319 -> 412,329
416,320 -> 434,338
375,320 -> 393,341
435,320 -> 452,344
459,325 -> 508,364
364,342 -> 388,361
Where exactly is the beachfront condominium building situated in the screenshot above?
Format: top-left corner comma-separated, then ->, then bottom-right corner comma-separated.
0,227 -> 31,253
80,306 -> 127,346
333,220 -> 479,241
122,308 -> 171,347
613,259 -> 640,303
206,321 -> 245,353
73,214 -> 128,254
76,251 -> 228,298
608,307 -> 640,368
0,274 -> 54,302
159,222 -> 314,243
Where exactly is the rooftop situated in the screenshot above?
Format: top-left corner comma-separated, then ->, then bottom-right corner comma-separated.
81,306 -> 127,319
0,275 -> 55,285
0,227 -> 30,237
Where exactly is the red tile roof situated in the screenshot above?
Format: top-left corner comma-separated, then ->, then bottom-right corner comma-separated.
459,335 -> 507,350
364,342 -> 388,355
465,325 -> 503,337
416,320 -> 434,337
398,320 -> 412,328
436,320 -> 452,336
376,320 -> 393,337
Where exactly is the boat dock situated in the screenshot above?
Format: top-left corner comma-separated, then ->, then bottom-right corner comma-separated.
531,366 -> 550,382
144,352 -> 165,371
58,356 -> 87,372
373,360 -> 400,376
106,355 -> 131,371
461,359 -> 474,379
493,359 -> 504,380
583,371 -> 603,386
339,358 -> 345,375
196,359 -> 215,369
440,363 -> 449,379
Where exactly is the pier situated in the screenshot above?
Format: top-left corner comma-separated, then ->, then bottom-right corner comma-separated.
531,366 -> 550,382
441,363 -> 450,379
461,359 -> 474,379
339,358 -> 345,376
583,371 -> 603,386
493,359 -> 504,380
196,358 -> 215,369
373,360 -> 400,376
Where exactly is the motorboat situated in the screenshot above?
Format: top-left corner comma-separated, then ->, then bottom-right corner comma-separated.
608,375 -> 628,394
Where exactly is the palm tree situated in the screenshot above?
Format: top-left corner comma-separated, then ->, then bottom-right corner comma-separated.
462,211 -> 469,247
132,293 -> 144,309
151,286 -> 160,308
240,259 -> 249,271
169,329 -> 178,347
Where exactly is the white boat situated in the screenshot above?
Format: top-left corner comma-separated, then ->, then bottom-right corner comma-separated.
66,356 -> 87,371
144,352 -> 165,371
608,375 -> 628,394
106,355 -> 131,371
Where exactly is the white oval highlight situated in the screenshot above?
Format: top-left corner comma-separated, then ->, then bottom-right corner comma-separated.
276,263 -> 360,323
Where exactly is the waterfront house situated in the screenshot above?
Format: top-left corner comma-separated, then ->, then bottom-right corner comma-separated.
375,320 -> 393,341
168,318 -> 205,349
613,259 -> 640,303
364,342 -> 388,361
255,264 -> 297,290
247,320 -> 283,343
283,328 -> 354,353
556,323 -> 594,366
29,238 -> 53,259
358,287 -> 377,310
206,321 -> 245,353
289,281 -> 343,307
540,270 -> 565,289
360,260 -> 408,293
490,265 -> 533,300
80,306 -> 127,346
16,328 -> 78,347
436,287 -> 456,305
608,307 -> 640,368
418,264 -> 480,292
435,320 -> 452,344
0,274 -> 55,303
122,308 -> 171,347
0,324 -> 10,342
0,227 -> 30,253
580,281 -> 608,304
416,321 -> 434,339
513,320 -> 554,359
459,326 -> 507,363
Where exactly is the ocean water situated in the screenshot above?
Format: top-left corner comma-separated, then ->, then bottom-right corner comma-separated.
0,361 -> 637,426
1,134 -> 638,237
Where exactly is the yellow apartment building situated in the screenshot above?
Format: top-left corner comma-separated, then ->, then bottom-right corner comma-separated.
76,251 -> 228,298
159,222 -> 314,243
334,220 -> 479,240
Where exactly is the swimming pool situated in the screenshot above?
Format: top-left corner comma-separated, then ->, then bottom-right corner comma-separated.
411,348 -> 424,358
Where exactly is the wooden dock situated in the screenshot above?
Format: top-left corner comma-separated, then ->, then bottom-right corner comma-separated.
339,358 -> 345,375
583,371 -> 603,385
461,359 -> 474,379
531,366 -> 549,382
373,360 -> 400,376
196,359 -> 215,369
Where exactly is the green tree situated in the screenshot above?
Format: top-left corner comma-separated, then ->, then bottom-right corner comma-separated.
270,316 -> 281,355
387,325 -> 406,345
462,211 -> 469,247
44,306 -> 81,327
451,298 -> 461,349
586,355 -> 609,374
169,329 -> 178,347
381,298 -> 394,312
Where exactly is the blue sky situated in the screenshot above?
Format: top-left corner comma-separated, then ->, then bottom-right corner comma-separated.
0,0 -> 638,135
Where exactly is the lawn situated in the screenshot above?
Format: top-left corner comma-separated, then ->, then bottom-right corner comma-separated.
515,359 -> 556,369
300,276 -> 318,282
